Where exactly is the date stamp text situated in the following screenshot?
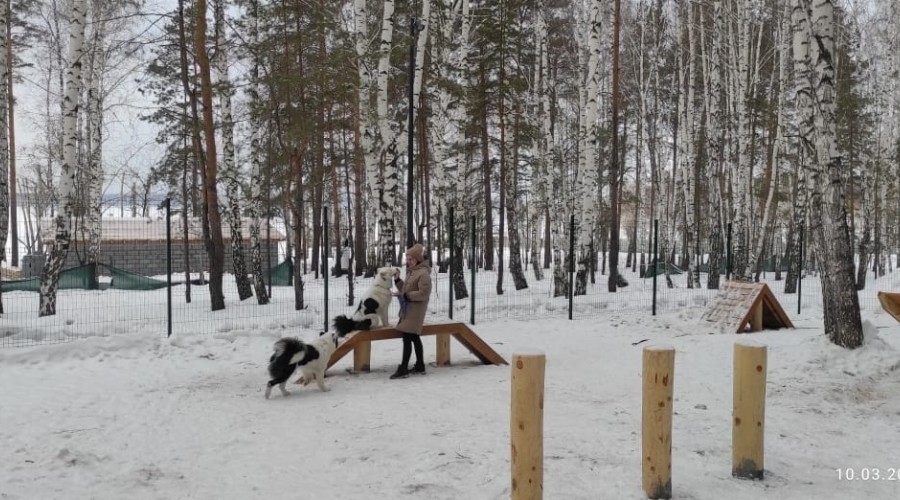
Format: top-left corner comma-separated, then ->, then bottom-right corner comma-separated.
835,468 -> 899,481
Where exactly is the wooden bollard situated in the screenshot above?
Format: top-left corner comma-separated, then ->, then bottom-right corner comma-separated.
353,340 -> 372,372
510,352 -> 545,500
642,346 -> 675,499
732,341 -> 767,480
436,334 -> 451,366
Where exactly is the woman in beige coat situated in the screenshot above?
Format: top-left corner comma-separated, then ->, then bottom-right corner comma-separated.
390,243 -> 432,379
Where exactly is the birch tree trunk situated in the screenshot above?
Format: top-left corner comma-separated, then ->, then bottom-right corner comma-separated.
704,0 -> 725,290
551,184 -> 569,298
850,18 -> 873,290
412,0 -> 430,248
608,0 -> 624,291
506,110 -> 527,290
730,0 -> 753,281
753,5 -> 789,283
529,4 -> 549,282
0,0 -> 8,312
354,0 -> 373,275
427,0 -> 448,262
783,158 -> 808,293
496,20 -> 506,294
478,61 -> 493,272
5,0 -> 15,269
679,1 -> 699,289
872,146 -> 884,279
39,0 -> 86,317
290,154 -> 305,309
646,70 -> 662,283
426,0 -> 469,299
792,0 -> 863,348
450,0 -> 471,300
247,0 -> 268,304
662,70 -> 677,289
176,0 -> 197,302
630,4 -> 648,275
856,163 -> 873,290
213,0 -> 252,300
551,119 -> 570,296
888,5 -> 899,275
375,0 -> 397,266
574,1 -> 602,296
85,4 -> 105,287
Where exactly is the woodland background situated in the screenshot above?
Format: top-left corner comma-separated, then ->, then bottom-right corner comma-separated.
0,0 -> 898,348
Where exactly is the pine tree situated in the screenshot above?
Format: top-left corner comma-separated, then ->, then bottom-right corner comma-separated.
195,0 -> 227,311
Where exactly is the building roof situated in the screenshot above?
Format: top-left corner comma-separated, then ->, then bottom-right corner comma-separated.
41,217 -> 286,243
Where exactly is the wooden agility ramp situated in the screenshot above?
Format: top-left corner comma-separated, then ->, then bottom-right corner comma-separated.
700,281 -> 793,333
878,291 -> 900,323
328,322 -> 508,372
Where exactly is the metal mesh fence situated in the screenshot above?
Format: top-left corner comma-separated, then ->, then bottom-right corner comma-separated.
2,213 -> 897,348
439,259 -> 897,322
4,256 -> 895,348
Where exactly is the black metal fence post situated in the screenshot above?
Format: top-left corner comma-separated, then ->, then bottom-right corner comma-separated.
449,207 -> 454,320
568,214 -> 575,320
266,213 -> 273,297
652,219 -> 658,316
323,205 -> 329,333
726,222 -> 733,281
470,215 -> 476,326
166,198 -> 172,338
798,223 -> 803,314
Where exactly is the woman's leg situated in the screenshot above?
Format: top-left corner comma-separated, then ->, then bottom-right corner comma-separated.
400,333 -> 413,367
391,334 -> 415,379
408,334 -> 425,374
411,335 -> 424,367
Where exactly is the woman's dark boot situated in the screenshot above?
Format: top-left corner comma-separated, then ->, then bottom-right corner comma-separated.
390,365 -> 410,379
410,362 -> 426,375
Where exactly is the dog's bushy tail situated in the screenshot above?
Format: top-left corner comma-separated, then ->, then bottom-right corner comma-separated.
269,337 -> 305,377
333,315 -> 372,336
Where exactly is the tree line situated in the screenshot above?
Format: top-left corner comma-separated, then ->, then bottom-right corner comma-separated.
4,0 -> 899,348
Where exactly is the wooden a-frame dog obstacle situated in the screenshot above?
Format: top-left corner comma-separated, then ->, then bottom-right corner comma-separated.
328,322 -> 508,372
700,281 -> 793,333
878,291 -> 900,323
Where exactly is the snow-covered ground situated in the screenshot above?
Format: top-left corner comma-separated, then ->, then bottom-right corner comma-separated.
2,265 -> 900,499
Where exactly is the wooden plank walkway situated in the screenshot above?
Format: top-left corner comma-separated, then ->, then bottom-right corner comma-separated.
328,322 -> 508,372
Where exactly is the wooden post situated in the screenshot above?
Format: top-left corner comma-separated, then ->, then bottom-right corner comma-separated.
436,334 -> 451,366
511,352 -> 545,500
733,341 -> 767,480
353,340 -> 371,372
642,346 -> 675,499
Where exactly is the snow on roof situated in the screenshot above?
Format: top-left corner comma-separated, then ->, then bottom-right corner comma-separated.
41,217 -> 286,243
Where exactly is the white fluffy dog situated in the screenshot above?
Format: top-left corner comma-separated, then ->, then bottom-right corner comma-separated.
333,266 -> 399,335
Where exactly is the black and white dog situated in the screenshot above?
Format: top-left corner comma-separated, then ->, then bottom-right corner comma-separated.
332,266 -> 400,336
265,330 -> 343,399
